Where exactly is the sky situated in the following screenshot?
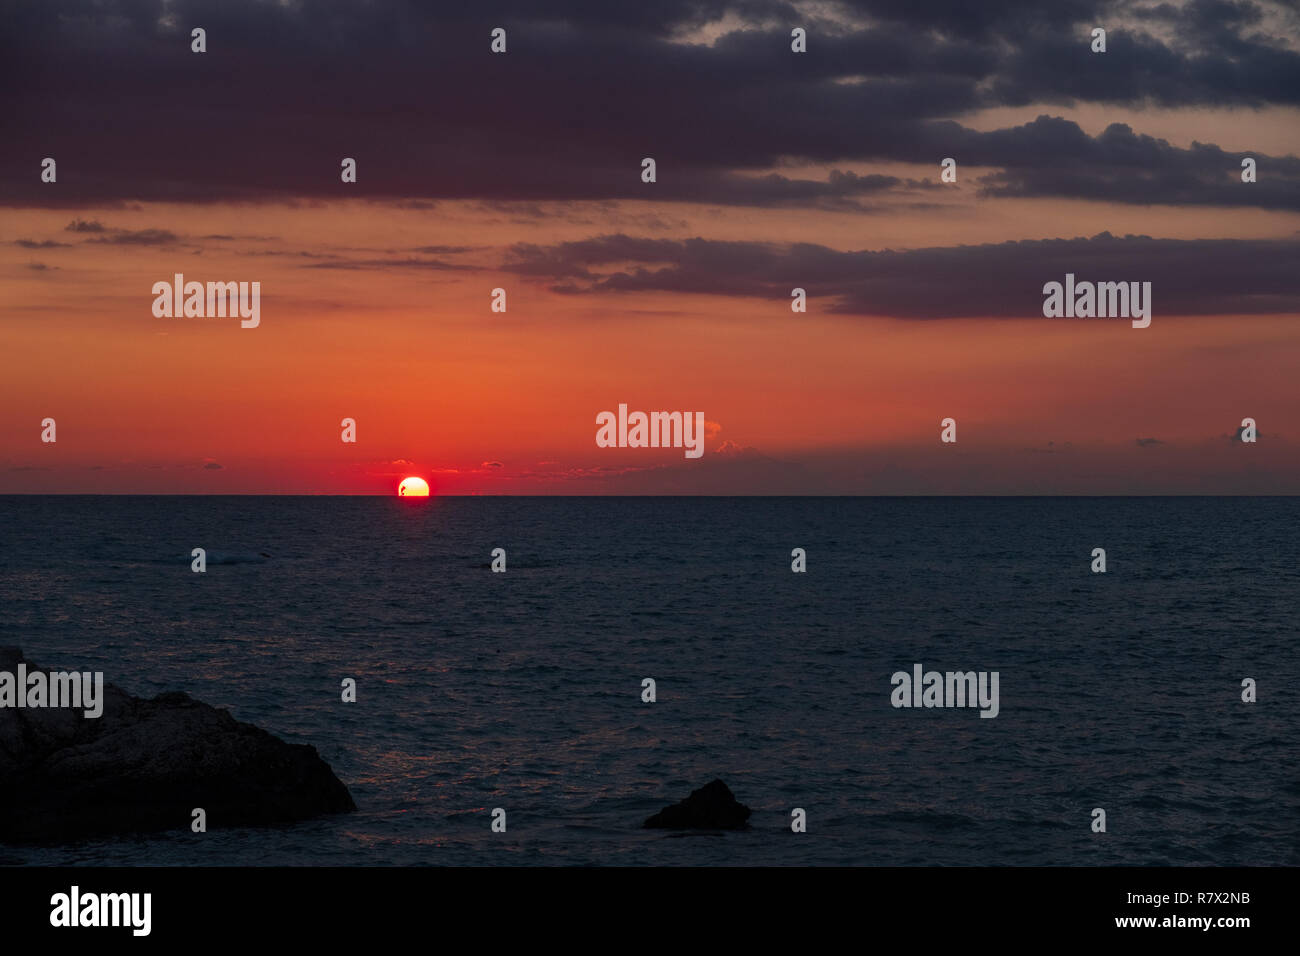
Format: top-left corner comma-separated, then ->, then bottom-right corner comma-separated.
2,0 -> 1299,494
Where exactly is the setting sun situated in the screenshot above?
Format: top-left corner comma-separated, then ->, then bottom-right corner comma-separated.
397,476 -> 430,497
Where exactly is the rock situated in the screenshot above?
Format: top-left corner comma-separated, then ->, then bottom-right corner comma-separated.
644,779 -> 752,830
0,647 -> 355,844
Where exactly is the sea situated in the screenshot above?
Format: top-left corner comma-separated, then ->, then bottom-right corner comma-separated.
1,496 -> 1297,866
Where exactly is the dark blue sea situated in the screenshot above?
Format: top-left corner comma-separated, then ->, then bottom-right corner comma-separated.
1,496 -> 1297,866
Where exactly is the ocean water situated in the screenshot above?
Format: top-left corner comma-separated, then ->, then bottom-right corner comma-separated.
1,496 -> 1297,866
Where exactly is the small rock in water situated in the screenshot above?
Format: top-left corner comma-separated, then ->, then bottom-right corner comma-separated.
643,779 -> 752,830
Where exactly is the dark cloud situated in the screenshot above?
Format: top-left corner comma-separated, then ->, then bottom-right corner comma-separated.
202,462 -> 222,469
58,219 -> 183,245
238,249 -> 338,259
300,257 -> 479,271
504,231 -> 1300,317
836,0 -> 1106,40
14,239 -> 71,248
989,13 -> 1300,108
481,461 -> 504,469
971,118 -> 1300,210
85,228 -> 181,246
1,1 -> 1296,209
1135,437 -> 1165,446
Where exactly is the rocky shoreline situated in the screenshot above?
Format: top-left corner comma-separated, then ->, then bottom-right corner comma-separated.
0,647 -> 355,845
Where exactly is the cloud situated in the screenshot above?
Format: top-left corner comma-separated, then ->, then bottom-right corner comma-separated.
3,1 -> 1296,209
714,440 -> 768,459
85,228 -> 180,246
1136,437 -> 1165,446
970,118 -> 1300,210
481,460 -> 504,469
55,220 -> 185,245
202,462 -> 223,470
987,1 -> 1300,108
14,239 -> 70,248
503,231 -> 1300,317
301,256 -> 479,272
238,249 -> 339,260
412,245 -> 477,255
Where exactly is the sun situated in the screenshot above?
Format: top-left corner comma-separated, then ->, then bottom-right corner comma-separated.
397,476 -> 430,497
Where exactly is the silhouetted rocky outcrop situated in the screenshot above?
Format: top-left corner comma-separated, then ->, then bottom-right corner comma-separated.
0,647 -> 354,844
644,779 -> 752,830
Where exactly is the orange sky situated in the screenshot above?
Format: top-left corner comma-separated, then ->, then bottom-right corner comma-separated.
3,46 -> 1299,498
3,186 -> 1298,493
